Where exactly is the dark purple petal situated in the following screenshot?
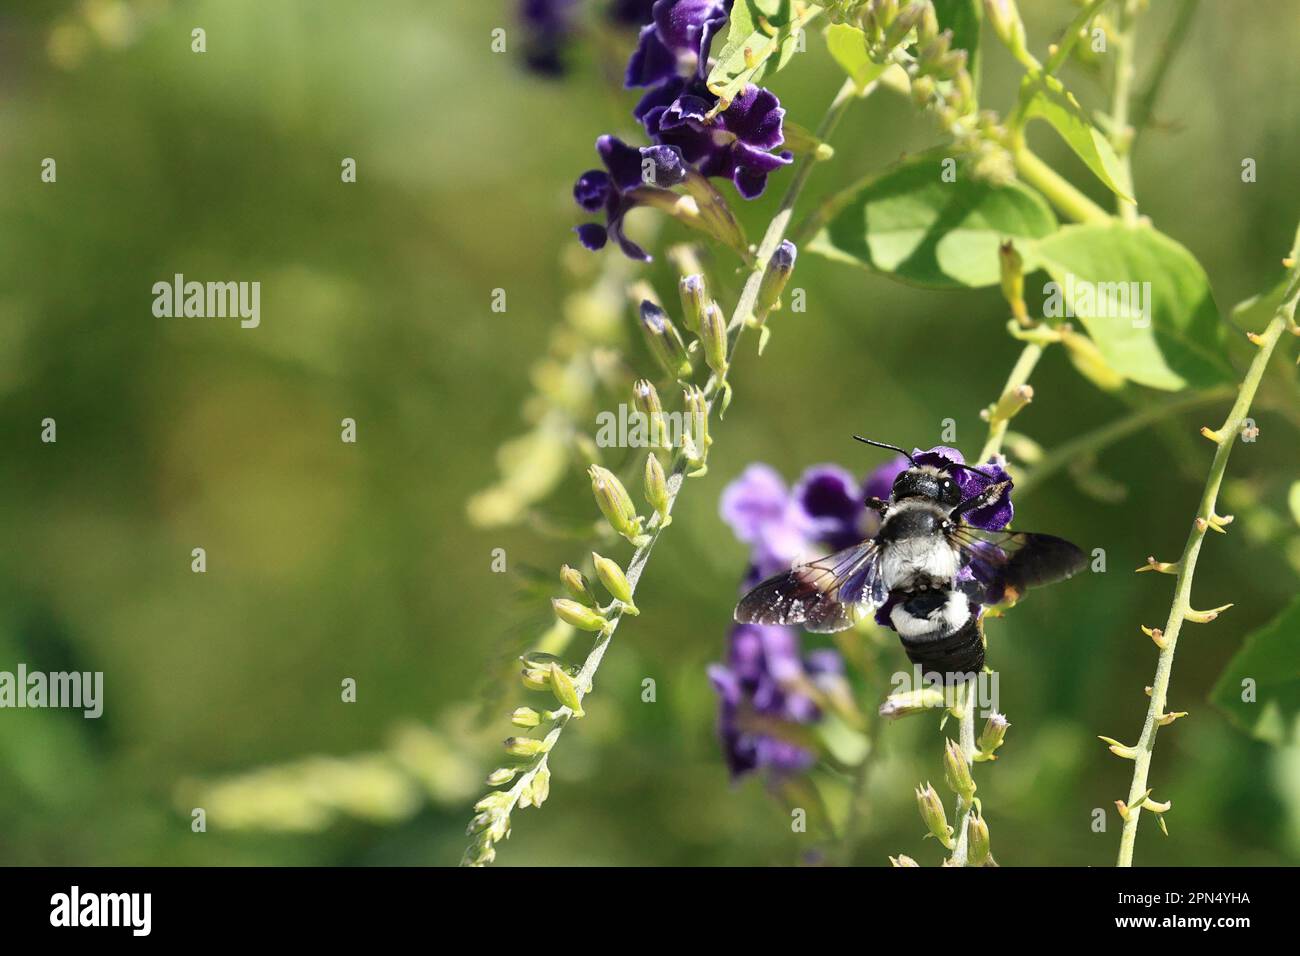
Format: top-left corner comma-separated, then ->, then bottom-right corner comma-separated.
573,170 -> 611,212
625,24 -> 678,87
963,455 -> 1014,530
718,85 -> 786,150
793,464 -> 862,549
639,144 -> 688,187
574,223 -> 608,250
596,135 -> 645,191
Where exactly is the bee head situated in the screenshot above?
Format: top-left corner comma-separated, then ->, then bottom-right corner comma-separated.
891,467 -> 962,507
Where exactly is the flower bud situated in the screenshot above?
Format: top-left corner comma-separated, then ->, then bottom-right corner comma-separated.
633,379 -> 670,449
549,662 -> 585,717
511,707 -> 542,728
755,240 -> 797,319
966,812 -> 992,866
560,564 -> 597,605
943,738 -> 976,800
1060,326 -> 1125,392
589,464 -> 649,546
976,712 -> 1010,760
879,686 -> 947,718
678,273 -> 708,334
883,1 -> 928,50
915,783 -> 954,849
520,668 -> 550,691
699,301 -> 729,375
984,0 -> 1028,59
504,736 -> 548,757
639,300 -> 693,381
681,386 -> 711,475
552,597 -> 609,633
592,551 -> 637,613
889,854 -> 920,867
999,240 -> 1027,323
531,765 -> 552,806
485,767 -> 517,786
644,452 -> 671,524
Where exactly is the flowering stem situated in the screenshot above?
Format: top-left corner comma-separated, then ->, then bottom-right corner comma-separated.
1114,231 -> 1300,866
978,340 -> 1046,462
949,678 -> 979,865
463,78 -> 866,866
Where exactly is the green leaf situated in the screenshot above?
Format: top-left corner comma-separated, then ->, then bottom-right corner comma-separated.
1211,596 -> 1300,747
825,23 -> 886,93
706,0 -> 811,105
809,154 -> 1057,289
1231,274 -> 1290,333
1021,72 -> 1132,200
1028,223 -> 1234,390
932,0 -> 981,89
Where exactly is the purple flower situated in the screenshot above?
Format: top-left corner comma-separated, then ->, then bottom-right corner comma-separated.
719,457 -> 908,576
640,83 -> 793,199
626,0 -> 729,88
707,623 -> 833,779
519,0 -> 579,76
910,445 -> 1014,530
572,136 -> 687,261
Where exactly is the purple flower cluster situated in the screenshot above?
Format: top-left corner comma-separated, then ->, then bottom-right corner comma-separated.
574,0 -> 793,259
708,457 -> 907,780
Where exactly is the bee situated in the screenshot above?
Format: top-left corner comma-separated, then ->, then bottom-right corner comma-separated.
734,437 -> 1087,676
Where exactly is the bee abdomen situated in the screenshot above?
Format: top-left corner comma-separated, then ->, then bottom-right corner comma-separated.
889,589 -> 985,678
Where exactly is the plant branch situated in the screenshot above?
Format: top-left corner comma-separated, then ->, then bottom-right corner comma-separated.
1109,0 -> 1139,223
463,78 -> 864,866
1114,230 -> 1300,867
1013,148 -> 1110,224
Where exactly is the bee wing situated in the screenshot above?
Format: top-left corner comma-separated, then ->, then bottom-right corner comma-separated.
734,540 -> 886,634
948,525 -> 1087,605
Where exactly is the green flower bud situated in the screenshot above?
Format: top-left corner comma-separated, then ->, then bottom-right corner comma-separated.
520,651 -> 578,674
485,767 -> 517,786
551,597 -> 609,633
967,812 -> 992,866
879,686 -> 947,718
504,736 -> 548,758
633,378 -> 670,449
976,712 -> 1010,760
915,783 -> 954,849
520,668 -> 550,691
699,301 -> 729,376
883,0 -> 928,50
999,240 -> 1027,323
548,662 -> 585,717
589,464 -> 649,546
681,386 -> 711,475
984,0 -> 1028,60
560,564 -> 597,605
639,300 -> 693,381
531,766 -> 551,807
592,551 -> 637,613
943,738 -> 977,800
510,707 -> 542,728
755,240 -> 797,320
678,274 -> 708,335
889,854 -> 920,867
644,452 -> 671,524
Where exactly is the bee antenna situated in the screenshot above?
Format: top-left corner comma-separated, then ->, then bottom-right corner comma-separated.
949,460 -> 1000,483
852,436 -> 918,467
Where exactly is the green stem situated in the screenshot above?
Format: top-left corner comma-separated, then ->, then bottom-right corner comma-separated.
1014,148 -> 1110,224
1043,0 -> 1112,77
1130,0 -> 1200,151
949,680 -> 979,865
978,341 -> 1046,462
1115,234 -> 1300,867
1016,386 -> 1234,498
1110,0 -> 1139,223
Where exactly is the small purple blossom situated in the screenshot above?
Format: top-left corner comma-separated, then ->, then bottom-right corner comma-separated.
572,136 -> 687,261
707,623 -> 828,779
626,0 -> 729,88
639,83 -> 793,199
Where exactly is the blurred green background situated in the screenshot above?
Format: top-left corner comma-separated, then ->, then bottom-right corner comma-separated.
1,0 -> 1298,866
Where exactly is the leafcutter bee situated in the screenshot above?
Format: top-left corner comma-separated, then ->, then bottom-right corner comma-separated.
734,437 -> 1086,676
